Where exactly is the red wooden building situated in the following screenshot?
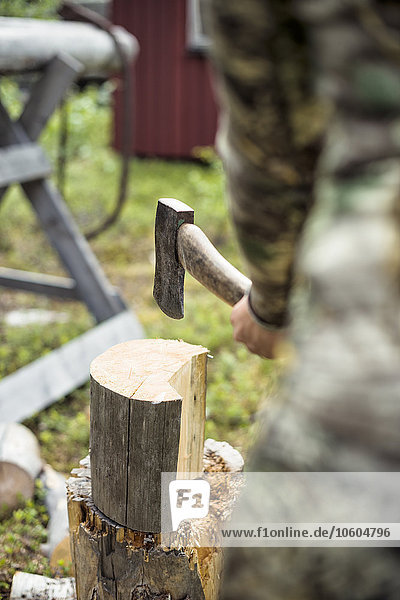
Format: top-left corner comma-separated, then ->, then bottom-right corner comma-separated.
112,0 -> 218,159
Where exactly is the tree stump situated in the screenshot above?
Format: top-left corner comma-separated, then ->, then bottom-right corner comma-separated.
67,453 -> 225,600
0,422 -> 42,516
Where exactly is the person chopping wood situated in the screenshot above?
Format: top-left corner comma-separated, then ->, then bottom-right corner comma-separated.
206,0 -> 400,598
207,0 -> 325,360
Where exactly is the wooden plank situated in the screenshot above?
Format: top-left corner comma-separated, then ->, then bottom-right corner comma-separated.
0,310 -> 144,424
19,53 -> 83,142
0,100 -> 25,147
89,339 -> 208,532
0,143 -> 52,186
0,101 -> 127,322
0,268 -> 79,300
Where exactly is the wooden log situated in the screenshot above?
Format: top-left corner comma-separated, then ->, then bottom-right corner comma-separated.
0,17 -> 138,78
67,446 -> 237,600
90,339 -> 208,532
10,572 -> 76,600
0,423 -> 42,516
40,465 -> 72,573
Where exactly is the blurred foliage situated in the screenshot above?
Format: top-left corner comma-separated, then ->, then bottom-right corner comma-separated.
0,0 -> 60,18
0,316 -> 91,379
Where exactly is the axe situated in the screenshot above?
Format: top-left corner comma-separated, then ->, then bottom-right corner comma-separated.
153,198 -> 251,319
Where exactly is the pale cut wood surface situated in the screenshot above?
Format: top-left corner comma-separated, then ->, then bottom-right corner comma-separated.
172,353 -> 208,475
90,339 -> 208,531
0,423 -> 42,513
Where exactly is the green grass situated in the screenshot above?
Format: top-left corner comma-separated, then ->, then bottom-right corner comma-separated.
0,79 -> 279,597
0,482 -> 52,599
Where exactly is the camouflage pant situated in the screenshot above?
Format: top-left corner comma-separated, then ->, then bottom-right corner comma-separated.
206,0 -> 400,598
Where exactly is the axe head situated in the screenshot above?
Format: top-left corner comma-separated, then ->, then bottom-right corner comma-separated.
153,198 -> 194,319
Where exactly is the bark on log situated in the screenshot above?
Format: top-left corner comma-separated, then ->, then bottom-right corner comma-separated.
0,423 -> 42,515
0,17 -> 138,78
10,572 -> 76,600
90,339 -> 208,532
67,451 -> 230,600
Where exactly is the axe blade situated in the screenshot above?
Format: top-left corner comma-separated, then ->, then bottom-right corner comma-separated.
153,198 -> 194,319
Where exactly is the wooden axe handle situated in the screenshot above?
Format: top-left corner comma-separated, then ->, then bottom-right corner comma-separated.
177,223 -> 251,306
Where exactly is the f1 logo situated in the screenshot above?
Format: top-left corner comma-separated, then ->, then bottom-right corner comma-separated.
169,479 -> 210,531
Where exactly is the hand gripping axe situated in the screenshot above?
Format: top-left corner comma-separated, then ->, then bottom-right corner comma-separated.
153,198 -> 251,319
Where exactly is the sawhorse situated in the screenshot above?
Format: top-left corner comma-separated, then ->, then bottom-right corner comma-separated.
0,53 -> 143,423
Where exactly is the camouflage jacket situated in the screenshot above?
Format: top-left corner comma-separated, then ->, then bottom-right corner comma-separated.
206,0 -> 400,330
207,0 -> 400,598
